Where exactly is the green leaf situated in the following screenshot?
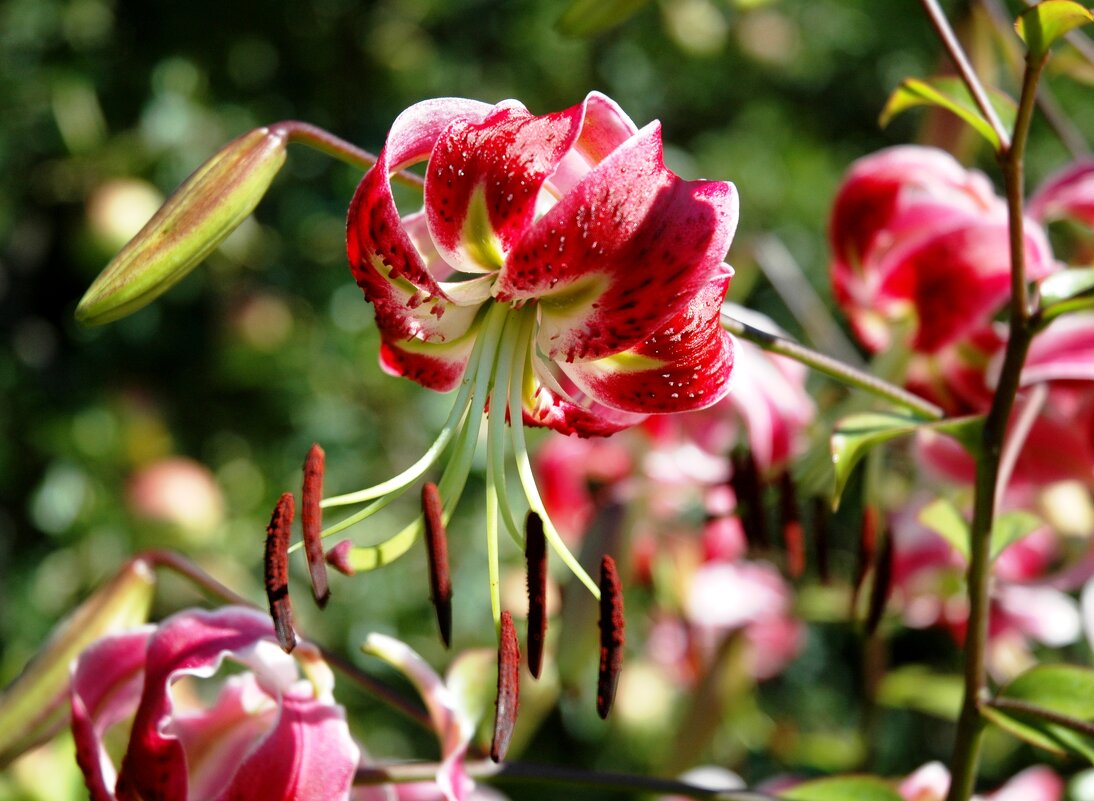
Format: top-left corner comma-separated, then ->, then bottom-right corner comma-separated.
877,666 -> 963,721
830,412 -> 982,509
991,510 -> 1042,561
555,0 -> 652,36
983,664 -> 1094,761
1016,0 -> 1094,61
75,127 -> 288,326
918,498 -> 970,560
1040,267 -> 1094,322
879,76 -> 1017,151
780,775 -> 904,801
0,558 -> 156,768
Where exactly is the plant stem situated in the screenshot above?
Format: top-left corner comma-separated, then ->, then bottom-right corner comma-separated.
720,311 -> 944,420
987,697 -> 1094,738
355,759 -> 781,800
918,0 -> 1012,151
943,49 -> 1047,801
269,120 -> 425,188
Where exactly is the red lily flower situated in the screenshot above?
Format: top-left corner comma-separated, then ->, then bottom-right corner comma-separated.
69,606 -> 359,801
324,93 -> 739,612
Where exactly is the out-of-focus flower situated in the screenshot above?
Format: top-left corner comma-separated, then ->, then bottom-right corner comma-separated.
361,634 -> 510,801
1029,160 -> 1094,230
890,504 -> 1080,679
126,456 -> 225,533
70,606 -> 359,801
829,145 -> 1056,355
899,761 -> 1063,801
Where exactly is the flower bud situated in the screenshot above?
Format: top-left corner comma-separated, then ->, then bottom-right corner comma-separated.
75,127 -> 289,326
0,557 -> 155,768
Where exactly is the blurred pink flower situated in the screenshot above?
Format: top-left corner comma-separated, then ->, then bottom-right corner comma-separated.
899,762 -> 1063,801
70,606 -> 359,801
1029,159 -> 1094,229
126,457 -> 225,532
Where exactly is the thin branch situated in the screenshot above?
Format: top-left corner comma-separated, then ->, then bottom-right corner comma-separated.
721,310 -> 944,420
919,0 -> 1013,151
270,120 -> 425,188
987,697 -> 1094,739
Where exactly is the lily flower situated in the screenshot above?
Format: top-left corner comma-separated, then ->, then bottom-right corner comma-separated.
69,606 -> 359,801
899,761 -> 1063,801
323,92 -> 739,617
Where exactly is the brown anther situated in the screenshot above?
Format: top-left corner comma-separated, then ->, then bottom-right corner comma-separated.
596,555 -> 625,719
730,449 -> 768,549
421,482 -> 452,648
264,492 -> 296,653
302,443 -> 330,609
325,539 -> 356,576
490,611 -> 520,763
524,511 -> 548,679
865,530 -> 893,637
779,472 -> 805,579
851,505 -> 879,616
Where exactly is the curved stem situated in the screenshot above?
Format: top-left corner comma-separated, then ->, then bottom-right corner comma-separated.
917,0 -> 1012,152
720,311 -> 944,420
271,120 -> 424,188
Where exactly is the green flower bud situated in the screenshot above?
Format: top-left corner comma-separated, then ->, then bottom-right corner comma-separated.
75,127 -> 289,326
0,557 -> 155,767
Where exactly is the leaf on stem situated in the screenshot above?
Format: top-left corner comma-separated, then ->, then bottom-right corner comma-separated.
1016,0 -> 1094,62
879,76 -> 1016,152
829,412 -> 982,509
1039,267 -> 1094,322
555,0 -> 652,36
779,775 -> 904,801
982,663 -> 1094,761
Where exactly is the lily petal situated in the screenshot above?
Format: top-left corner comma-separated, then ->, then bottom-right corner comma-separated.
557,274 -> 734,415
347,99 -> 494,343
1028,159 -> 1094,227
497,123 -> 738,363
523,350 -> 649,437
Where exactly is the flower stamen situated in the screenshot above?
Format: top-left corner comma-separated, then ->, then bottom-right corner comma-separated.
421,482 -> 453,647
264,492 -> 296,653
525,511 -> 548,680
491,610 -> 520,763
597,555 -> 624,719
302,443 -> 330,608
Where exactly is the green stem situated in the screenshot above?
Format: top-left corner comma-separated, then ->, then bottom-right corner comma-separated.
986,697 -> 1094,739
355,759 -> 780,800
720,311 -> 944,420
270,120 -> 424,188
943,51 -> 1047,801
917,0 -> 1012,151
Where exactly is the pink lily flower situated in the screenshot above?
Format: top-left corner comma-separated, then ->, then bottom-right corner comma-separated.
829,145 -> 1056,355
69,606 -> 360,801
1029,159 -> 1094,230
327,92 -> 740,604
899,761 -> 1063,801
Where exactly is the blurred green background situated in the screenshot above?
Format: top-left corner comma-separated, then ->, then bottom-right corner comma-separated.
1,0 -> 1091,798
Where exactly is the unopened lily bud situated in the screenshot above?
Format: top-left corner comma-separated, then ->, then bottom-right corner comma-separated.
0,556 -> 155,768
75,126 -> 289,326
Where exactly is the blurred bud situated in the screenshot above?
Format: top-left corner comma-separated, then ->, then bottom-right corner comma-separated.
0,557 -> 156,768
75,127 -> 289,326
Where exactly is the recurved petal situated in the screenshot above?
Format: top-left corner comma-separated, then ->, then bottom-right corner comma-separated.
348,99 -> 493,343
425,100 -> 586,274
523,352 -> 648,437
547,92 -> 639,196
556,274 -> 734,415
498,123 -> 738,363
1028,160 -> 1094,226
71,627 -> 155,801
377,311 -> 483,392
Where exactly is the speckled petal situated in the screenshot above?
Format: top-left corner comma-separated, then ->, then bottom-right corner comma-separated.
522,351 -> 648,437
347,98 -> 493,343
557,273 -> 735,415
377,313 -> 483,392
498,123 -> 738,363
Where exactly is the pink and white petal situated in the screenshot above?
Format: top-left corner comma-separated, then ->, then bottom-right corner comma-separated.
900,761 -> 950,801
378,317 -> 482,393
425,100 -> 585,273
987,766 -> 1064,801
348,99 -> 494,342
1028,160 -> 1094,226
214,694 -> 359,801
557,275 -> 734,415
71,627 -> 154,801
115,607 -> 286,801
995,584 -> 1081,648
498,124 -> 738,362
1019,312 -> 1094,385
547,92 -> 639,196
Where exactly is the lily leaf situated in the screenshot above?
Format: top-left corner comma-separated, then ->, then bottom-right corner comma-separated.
555,0 -> 652,36
877,666 -> 963,721
982,664 -> 1094,761
830,412 -> 982,509
781,775 -> 904,801
879,76 -> 1016,152
1016,0 -> 1094,61
991,510 -> 1042,561
918,498 -> 970,560
1039,267 -> 1094,322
